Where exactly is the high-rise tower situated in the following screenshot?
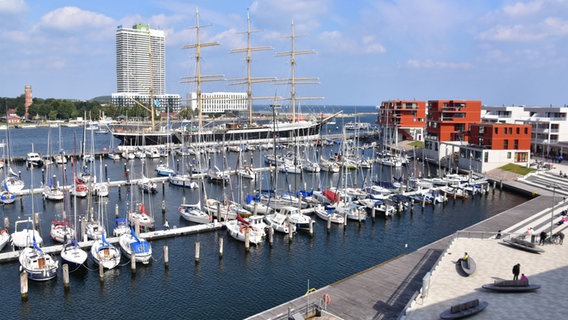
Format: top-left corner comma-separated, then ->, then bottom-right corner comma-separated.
112,24 -> 180,111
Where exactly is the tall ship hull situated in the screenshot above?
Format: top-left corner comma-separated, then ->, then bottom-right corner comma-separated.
111,118 -> 333,147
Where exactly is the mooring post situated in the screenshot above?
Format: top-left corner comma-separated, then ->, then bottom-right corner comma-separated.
218,238 -> 224,258
309,219 -> 314,238
115,204 -> 119,219
162,200 -> 166,214
20,271 -> 28,301
131,254 -> 136,275
372,207 -> 376,222
244,229 -> 250,252
99,261 -> 104,283
195,241 -> 200,263
268,226 -> 274,246
63,264 -> 70,291
4,217 -> 9,231
327,216 -> 331,234
164,245 -> 169,269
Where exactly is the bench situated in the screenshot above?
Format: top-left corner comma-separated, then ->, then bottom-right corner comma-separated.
450,299 -> 479,314
494,280 -> 529,287
440,299 -> 488,319
510,237 -> 535,248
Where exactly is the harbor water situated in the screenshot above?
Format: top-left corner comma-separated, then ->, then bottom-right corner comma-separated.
0,106 -> 528,319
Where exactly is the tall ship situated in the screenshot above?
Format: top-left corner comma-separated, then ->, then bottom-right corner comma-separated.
111,11 -> 336,147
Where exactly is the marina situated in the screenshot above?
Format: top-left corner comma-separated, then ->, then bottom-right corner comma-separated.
0,110 -> 534,319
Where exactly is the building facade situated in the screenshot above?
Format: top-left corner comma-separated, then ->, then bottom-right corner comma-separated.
188,92 -> 247,114
376,100 -> 426,141
113,23 -> 180,110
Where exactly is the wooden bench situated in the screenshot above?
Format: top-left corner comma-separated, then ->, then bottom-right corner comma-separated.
440,299 -> 488,319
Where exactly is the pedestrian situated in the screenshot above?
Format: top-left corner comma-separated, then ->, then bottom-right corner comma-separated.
539,231 -> 547,245
520,273 -> 528,281
558,231 -> 565,245
496,230 -> 502,239
512,263 -> 520,280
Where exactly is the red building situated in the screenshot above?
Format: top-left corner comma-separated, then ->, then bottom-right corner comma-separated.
426,100 -> 482,142
376,100 -> 426,141
469,123 -> 532,150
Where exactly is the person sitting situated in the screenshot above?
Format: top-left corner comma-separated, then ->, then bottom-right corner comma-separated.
520,273 -> 528,281
462,252 -> 468,261
558,216 -> 567,225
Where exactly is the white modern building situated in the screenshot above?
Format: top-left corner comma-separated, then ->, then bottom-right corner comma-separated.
481,105 -> 529,124
188,92 -> 247,114
113,23 -> 180,111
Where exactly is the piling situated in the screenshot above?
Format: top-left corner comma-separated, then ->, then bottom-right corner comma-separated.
81,217 -> 87,242
372,207 -> 376,222
499,179 -> 503,190
244,229 -> 250,252
20,271 -> 28,301
288,221 -> 293,241
162,200 -> 166,214
493,181 -> 496,194
253,203 -> 258,215
216,202 -> 222,222
104,164 -> 108,179
218,238 -> 224,258
268,227 -> 274,246
4,217 -> 9,231
115,204 -> 119,219
327,216 -> 331,234
358,209 -> 362,225
34,212 -> 39,230
162,181 -> 165,195
99,261 -> 104,283
309,219 -> 314,238
131,254 -> 136,274
134,218 -> 140,237
63,264 -> 70,291
164,245 -> 169,269
195,241 -> 200,263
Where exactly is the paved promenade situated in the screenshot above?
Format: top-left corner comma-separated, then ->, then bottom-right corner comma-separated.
248,162 -> 568,320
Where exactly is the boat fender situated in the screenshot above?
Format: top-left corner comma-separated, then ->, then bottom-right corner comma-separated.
322,294 -> 331,305
0,229 -> 5,234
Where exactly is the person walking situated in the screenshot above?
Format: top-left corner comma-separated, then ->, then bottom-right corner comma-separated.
512,263 -> 520,280
539,231 -> 547,245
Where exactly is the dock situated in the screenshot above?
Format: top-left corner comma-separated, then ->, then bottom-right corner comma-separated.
0,221 -> 223,263
246,174 -> 563,319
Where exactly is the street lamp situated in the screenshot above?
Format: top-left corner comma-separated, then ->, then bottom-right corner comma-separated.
550,184 -> 557,237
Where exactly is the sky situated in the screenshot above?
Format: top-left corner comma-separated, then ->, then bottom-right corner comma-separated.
0,0 -> 567,107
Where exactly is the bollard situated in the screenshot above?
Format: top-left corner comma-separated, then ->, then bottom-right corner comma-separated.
268,227 -> 274,246
63,264 -> 70,291
309,219 -> 314,238
20,271 -> 28,301
131,254 -> 136,274
164,245 -> 169,269
115,204 -> 119,219
218,238 -> 224,258
195,241 -> 200,263
99,261 -> 104,282
244,229 -> 250,252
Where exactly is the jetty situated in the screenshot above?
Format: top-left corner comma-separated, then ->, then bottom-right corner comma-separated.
246,164 -> 568,319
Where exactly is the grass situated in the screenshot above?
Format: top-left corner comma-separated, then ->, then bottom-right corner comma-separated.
498,163 -> 536,175
408,141 -> 423,148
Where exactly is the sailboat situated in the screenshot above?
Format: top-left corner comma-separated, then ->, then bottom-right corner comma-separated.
60,176 -> 88,269
90,232 -> 121,270
2,123 -> 24,194
119,227 -> 152,264
19,237 -> 59,281
0,141 -> 16,204
0,228 -> 9,251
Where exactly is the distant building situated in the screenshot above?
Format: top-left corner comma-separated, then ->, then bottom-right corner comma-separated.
24,85 -> 32,119
376,100 -> 426,141
112,23 -> 181,111
3,113 -> 22,124
187,92 -> 247,114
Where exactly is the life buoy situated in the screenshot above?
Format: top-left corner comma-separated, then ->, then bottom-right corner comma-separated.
322,294 -> 331,305
0,229 -> 6,235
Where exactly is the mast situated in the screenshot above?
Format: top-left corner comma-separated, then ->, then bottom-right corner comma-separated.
276,21 -> 321,123
230,11 -> 274,126
181,9 -> 224,131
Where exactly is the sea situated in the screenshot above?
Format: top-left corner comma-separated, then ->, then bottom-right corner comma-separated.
0,106 -> 528,319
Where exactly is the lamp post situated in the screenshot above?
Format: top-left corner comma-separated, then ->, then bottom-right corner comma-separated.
550,184 -> 557,237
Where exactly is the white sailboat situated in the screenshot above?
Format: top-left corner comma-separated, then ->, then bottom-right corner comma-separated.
19,242 -> 59,281
119,227 -> 152,264
90,232 -> 121,270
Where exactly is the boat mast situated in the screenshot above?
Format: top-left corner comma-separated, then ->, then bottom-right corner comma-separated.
182,9 -> 224,131
276,21 -> 320,123
230,11 -> 274,126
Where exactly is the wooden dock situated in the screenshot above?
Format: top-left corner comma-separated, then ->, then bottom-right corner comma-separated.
0,221 -> 224,263
246,187 -> 555,319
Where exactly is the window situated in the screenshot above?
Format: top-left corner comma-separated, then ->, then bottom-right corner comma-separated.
516,127 -> 520,134
524,127 -> 528,134
484,152 -> 488,163
514,139 -> 519,149
504,140 -> 509,149
494,127 -> 498,134
507,152 -> 511,159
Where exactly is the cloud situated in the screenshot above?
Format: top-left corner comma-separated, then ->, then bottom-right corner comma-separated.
477,17 -> 568,42
37,6 -> 114,32
502,0 -> 543,17
318,31 -> 385,54
0,0 -> 26,15
407,59 -> 473,69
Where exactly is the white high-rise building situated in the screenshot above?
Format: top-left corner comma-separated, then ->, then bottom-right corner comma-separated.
113,23 -> 181,111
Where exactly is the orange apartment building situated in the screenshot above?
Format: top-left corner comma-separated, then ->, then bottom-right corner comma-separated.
376,100 -> 426,141
461,123 -> 532,172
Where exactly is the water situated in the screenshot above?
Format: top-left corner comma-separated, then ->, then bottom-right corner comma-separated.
0,106 -> 528,319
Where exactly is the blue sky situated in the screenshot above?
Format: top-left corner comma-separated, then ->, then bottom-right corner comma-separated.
1,0 -> 567,107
